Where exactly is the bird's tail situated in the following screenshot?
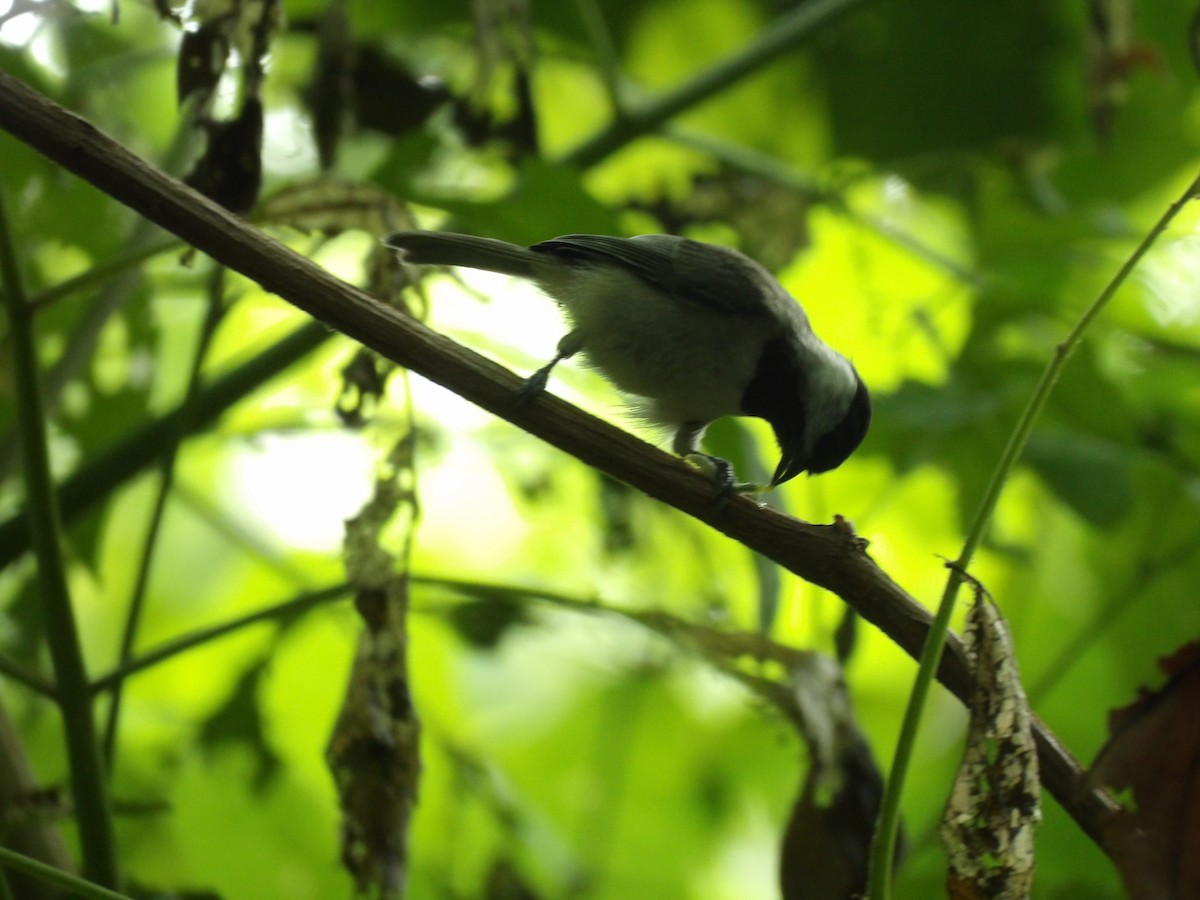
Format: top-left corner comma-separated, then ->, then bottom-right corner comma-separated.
383,231 -> 539,278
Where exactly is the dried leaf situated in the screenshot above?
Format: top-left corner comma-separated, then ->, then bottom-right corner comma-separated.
336,350 -> 390,429
1087,641 -> 1200,899
773,654 -> 890,900
1084,0 -> 1161,137
184,97 -> 263,214
779,733 -> 884,900
307,0 -> 353,170
327,433 -> 421,899
639,171 -> 814,273
178,0 -> 281,211
257,178 -> 418,314
177,19 -> 230,107
940,588 -> 1040,900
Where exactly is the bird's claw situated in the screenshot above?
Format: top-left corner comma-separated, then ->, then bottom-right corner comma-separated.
685,453 -> 768,509
517,367 -> 552,407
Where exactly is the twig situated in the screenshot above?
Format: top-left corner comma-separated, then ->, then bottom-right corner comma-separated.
0,120 -> 197,484
564,0 -> 868,167
0,235 -> 180,486
0,173 -> 119,888
90,583 -> 350,694
0,654 -> 57,699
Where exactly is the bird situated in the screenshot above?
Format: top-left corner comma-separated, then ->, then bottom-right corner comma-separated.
384,231 -> 870,489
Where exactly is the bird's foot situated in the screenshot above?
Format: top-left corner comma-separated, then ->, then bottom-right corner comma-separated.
518,336 -> 581,407
517,364 -> 554,407
686,453 -> 768,508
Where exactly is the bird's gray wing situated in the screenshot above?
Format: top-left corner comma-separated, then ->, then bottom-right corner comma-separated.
531,234 -> 785,318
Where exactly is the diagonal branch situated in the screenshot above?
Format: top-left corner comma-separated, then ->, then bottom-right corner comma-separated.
0,69 -> 1120,851
564,0 -> 868,167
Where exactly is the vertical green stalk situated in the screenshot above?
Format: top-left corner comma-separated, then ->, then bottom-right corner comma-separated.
865,171 -> 1200,899
102,266 -> 227,769
0,184 -> 119,887
572,0 -> 625,114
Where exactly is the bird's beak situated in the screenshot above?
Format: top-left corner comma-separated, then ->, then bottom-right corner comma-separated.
770,441 -> 808,486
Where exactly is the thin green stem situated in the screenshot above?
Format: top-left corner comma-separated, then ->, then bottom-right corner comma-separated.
0,653 -> 57,699
90,583 -> 350,694
0,318 -> 333,570
0,125 -> 196,484
0,235 -> 180,356
0,185 -> 118,887
572,0 -> 625,114
564,0 -> 867,167
28,235 -> 181,315
865,170 -> 1200,899
959,171 -> 1200,571
101,266 -> 228,771
0,846 -> 134,900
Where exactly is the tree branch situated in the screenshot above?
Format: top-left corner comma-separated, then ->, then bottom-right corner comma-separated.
564,0 -> 868,167
0,69 -> 1119,851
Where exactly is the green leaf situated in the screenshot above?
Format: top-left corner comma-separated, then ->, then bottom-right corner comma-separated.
1025,430 -> 1135,527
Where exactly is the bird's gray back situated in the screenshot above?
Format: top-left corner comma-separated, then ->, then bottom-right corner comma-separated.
532,234 -> 802,324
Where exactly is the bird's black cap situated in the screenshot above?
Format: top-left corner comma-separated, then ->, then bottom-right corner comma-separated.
804,373 -> 871,476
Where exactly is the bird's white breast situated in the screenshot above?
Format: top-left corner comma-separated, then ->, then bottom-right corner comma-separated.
540,265 -> 775,426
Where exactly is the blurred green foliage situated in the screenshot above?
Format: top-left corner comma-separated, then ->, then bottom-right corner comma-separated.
3,0 -> 1200,896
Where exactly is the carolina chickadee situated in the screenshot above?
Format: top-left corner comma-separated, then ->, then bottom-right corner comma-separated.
384,231 -> 870,487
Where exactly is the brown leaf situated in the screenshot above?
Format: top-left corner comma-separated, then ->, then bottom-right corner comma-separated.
336,349 -> 390,429
1088,641 -> 1200,900
178,0 -> 281,212
184,97 -> 263,215
1084,0 -> 1162,137
940,588 -> 1040,899
779,735 -> 885,900
177,20 -> 230,107
773,654 -> 891,900
257,180 -> 402,237
327,432 -> 421,899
